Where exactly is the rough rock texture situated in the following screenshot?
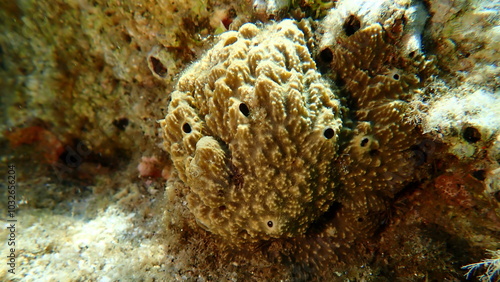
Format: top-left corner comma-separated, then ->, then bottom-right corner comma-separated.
0,0 -> 254,183
421,0 -> 500,200
422,88 -> 499,179
425,0 -> 500,82
161,20 -> 343,242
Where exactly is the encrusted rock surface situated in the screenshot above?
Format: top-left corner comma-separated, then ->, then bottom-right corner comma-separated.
161,20 -> 343,242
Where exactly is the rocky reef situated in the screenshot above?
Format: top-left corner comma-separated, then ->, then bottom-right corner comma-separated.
1,0 -> 499,281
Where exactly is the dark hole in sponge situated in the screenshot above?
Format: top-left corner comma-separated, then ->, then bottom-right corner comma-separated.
319,48 -> 333,63
323,128 -> 335,139
393,74 -> 400,80
360,137 -> 369,147
149,56 -> 168,77
182,122 -> 191,133
343,15 -> 361,36
463,126 -> 481,143
113,118 -> 129,131
239,103 -> 250,117
472,170 -> 486,181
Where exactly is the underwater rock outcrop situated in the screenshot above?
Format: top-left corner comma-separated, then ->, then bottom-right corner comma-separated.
160,20 -> 343,242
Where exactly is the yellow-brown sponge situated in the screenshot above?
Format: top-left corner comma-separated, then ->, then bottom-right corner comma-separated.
160,20 -> 343,242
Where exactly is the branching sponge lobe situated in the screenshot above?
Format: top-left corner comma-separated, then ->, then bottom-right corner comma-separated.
160,20 -> 343,242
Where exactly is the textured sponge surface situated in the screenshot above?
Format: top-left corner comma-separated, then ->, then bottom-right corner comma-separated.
160,20 -> 343,242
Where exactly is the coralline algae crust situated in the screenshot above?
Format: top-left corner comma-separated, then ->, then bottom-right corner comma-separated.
160,20 -> 343,242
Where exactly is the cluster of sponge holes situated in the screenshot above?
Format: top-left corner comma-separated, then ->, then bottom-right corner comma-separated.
358,135 -> 380,157
179,102 -> 250,136
317,14 -> 362,67
235,98 -> 336,141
